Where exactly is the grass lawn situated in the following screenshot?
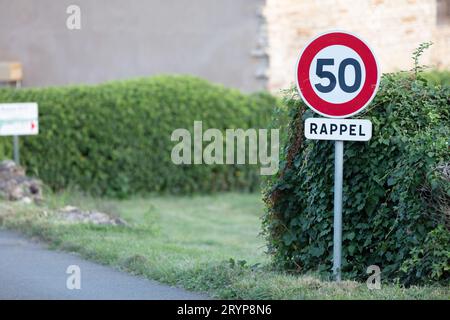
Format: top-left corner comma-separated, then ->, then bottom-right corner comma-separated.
0,193 -> 448,299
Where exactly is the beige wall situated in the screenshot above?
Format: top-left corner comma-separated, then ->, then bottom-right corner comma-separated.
0,0 -> 267,91
264,0 -> 450,91
1,0 -> 448,92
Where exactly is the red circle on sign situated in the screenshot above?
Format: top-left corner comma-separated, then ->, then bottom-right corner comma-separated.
296,31 -> 379,118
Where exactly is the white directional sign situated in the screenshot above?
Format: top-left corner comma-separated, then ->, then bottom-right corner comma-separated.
305,118 -> 372,141
0,103 -> 39,136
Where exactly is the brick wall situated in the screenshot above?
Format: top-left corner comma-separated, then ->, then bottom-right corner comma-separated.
264,0 -> 450,91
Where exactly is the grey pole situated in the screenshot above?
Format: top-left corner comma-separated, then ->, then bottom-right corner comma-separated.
13,80 -> 22,165
13,135 -> 20,165
333,140 -> 344,281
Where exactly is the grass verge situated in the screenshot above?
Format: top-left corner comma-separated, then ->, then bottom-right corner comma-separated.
0,193 -> 448,299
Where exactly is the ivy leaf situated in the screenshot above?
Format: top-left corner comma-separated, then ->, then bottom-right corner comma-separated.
387,177 -> 395,186
310,246 -> 325,257
346,232 -> 356,241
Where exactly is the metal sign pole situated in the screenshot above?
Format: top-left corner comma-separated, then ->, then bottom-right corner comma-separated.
333,140 -> 344,281
13,80 -> 22,165
13,135 -> 20,165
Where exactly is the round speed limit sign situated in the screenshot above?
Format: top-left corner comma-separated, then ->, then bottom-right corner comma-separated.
296,31 -> 380,118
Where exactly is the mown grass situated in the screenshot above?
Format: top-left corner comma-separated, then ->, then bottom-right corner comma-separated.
0,193 -> 448,300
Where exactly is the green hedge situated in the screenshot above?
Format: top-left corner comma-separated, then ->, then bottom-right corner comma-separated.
0,75 -> 277,196
263,73 -> 450,285
422,70 -> 450,87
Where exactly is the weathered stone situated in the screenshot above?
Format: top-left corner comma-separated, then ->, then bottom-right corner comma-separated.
9,186 -> 24,201
0,160 -> 43,203
58,205 -> 128,226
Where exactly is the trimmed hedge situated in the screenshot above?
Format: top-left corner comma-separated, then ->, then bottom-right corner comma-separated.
422,70 -> 450,87
263,73 -> 450,285
0,75 -> 277,196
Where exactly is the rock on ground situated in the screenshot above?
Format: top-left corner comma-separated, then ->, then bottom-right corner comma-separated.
0,160 -> 42,203
58,206 -> 127,226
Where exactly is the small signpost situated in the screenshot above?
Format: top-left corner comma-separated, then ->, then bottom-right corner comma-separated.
296,31 -> 380,281
0,102 -> 39,164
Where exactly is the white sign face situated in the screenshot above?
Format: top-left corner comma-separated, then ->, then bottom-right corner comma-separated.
305,118 -> 372,141
296,31 -> 380,118
0,103 -> 39,136
309,45 -> 366,104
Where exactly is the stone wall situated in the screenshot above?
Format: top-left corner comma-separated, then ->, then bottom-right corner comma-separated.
264,0 -> 450,91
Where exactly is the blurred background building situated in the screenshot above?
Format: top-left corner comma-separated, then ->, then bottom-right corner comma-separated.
0,0 -> 449,91
265,0 -> 450,90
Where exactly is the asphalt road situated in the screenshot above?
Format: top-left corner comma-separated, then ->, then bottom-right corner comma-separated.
0,229 -> 208,300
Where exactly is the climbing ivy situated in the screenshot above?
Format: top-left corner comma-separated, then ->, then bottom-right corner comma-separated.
262,72 -> 450,285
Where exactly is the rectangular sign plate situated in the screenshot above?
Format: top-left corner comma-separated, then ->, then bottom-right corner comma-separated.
305,118 -> 372,141
0,103 -> 39,136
